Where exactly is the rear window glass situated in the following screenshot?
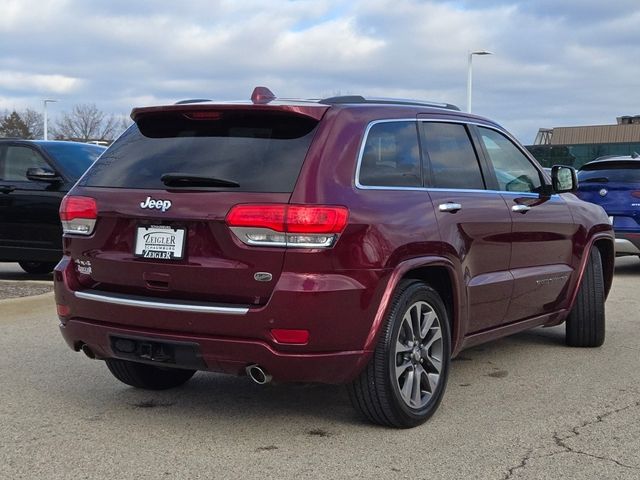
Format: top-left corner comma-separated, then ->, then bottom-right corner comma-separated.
40,143 -> 104,179
358,121 -> 422,187
421,122 -> 485,190
79,110 -> 318,192
578,162 -> 640,183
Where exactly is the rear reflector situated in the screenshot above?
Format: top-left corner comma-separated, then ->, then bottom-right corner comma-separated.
271,329 -> 309,344
226,204 -> 348,248
60,195 -> 97,235
56,304 -> 70,317
632,191 -> 640,199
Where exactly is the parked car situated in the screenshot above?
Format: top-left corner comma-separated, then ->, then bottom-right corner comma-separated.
54,88 -> 614,427
576,154 -> 640,258
0,139 -> 106,274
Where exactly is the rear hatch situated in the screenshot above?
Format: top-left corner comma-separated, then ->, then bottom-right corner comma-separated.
66,104 -> 327,306
577,160 -> 640,230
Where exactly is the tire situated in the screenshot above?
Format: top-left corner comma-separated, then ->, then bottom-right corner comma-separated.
566,247 -> 605,347
105,359 -> 196,390
18,261 -> 56,275
348,281 -> 451,428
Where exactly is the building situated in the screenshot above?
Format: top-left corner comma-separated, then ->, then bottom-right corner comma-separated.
526,116 -> 640,168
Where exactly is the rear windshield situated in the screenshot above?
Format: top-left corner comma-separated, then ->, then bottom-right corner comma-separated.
41,142 -> 105,179
79,110 -> 318,192
578,162 -> 640,183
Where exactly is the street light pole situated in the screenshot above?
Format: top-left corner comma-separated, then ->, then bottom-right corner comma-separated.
43,99 -> 57,140
466,50 -> 492,113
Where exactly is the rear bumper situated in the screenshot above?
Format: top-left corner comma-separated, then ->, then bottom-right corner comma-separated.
614,232 -> 640,256
59,319 -> 369,384
54,256 -> 387,384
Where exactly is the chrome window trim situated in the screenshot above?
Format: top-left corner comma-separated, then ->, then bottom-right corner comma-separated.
74,290 -> 249,315
354,118 -> 546,194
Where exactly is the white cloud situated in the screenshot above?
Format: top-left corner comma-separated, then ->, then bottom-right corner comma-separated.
0,71 -> 82,94
1,0 -> 639,143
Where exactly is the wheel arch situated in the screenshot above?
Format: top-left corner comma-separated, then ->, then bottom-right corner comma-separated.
567,233 -> 615,311
363,257 -> 465,356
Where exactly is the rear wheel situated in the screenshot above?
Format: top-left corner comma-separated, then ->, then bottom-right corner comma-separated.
566,247 -> 605,347
105,359 -> 196,390
348,281 -> 451,428
18,261 -> 56,275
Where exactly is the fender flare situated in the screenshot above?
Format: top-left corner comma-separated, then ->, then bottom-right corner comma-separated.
361,256 -> 465,355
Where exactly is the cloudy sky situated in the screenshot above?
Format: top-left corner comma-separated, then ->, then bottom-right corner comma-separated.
1,0 -> 639,143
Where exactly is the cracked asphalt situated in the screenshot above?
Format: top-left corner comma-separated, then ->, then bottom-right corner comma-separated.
1,259 -> 639,479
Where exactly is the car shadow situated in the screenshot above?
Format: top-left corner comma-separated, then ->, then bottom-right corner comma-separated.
613,256 -> 640,277
0,262 -> 53,282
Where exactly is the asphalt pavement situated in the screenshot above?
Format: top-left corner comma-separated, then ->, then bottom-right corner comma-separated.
0,259 -> 639,479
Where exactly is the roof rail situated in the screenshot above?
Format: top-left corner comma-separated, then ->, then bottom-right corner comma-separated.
319,95 -> 460,111
174,98 -> 212,105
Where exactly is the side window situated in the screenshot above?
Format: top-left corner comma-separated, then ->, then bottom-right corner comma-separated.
1,146 -> 49,182
478,127 -> 542,193
420,122 -> 485,190
358,121 -> 421,187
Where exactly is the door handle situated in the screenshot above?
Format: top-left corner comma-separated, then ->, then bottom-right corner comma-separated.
439,202 -> 462,213
512,204 -> 531,214
0,185 -> 15,194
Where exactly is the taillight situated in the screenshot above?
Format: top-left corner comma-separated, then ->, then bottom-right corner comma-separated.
226,204 -> 348,248
59,195 -> 97,235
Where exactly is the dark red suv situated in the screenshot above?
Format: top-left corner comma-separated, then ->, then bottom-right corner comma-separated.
54,88 -> 614,427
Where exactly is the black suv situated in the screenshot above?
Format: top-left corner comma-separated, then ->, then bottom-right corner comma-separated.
0,139 -> 105,274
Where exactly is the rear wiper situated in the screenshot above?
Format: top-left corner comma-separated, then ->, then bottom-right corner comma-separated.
160,173 -> 240,188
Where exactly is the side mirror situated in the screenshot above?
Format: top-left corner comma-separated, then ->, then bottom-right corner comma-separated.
551,165 -> 577,193
26,167 -> 61,183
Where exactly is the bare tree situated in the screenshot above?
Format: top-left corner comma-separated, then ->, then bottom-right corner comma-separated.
54,103 -> 119,142
21,108 -> 44,139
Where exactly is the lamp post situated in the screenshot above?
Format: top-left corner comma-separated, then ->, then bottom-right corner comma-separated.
466,50 -> 492,113
43,99 -> 57,140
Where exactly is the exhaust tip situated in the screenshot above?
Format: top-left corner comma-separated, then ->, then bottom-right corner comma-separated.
246,364 -> 272,385
81,344 -> 96,359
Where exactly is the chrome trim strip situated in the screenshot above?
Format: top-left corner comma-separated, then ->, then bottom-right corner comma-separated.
74,291 -> 249,315
354,118 -> 546,193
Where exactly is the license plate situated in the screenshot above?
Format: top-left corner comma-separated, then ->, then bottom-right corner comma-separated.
134,225 -> 185,260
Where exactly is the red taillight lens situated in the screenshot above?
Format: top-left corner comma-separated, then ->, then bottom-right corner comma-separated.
226,205 -> 286,231
60,196 -> 97,221
286,206 -> 349,233
632,191 -> 640,199
226,205 -> 348,234
271,329 -> 309,344
226,204 -> 348,249
60,196 -> 97,235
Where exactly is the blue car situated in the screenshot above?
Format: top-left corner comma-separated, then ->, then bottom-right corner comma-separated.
576,154 -> 640,257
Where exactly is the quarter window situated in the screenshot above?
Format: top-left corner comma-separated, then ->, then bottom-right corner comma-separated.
420,122 -> 485,190
478,127 -> 542,193
358,121 -> 421,187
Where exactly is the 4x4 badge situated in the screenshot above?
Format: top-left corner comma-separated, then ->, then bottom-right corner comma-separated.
140,196 -> 172,212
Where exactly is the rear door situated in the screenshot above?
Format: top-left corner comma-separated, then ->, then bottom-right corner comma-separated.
0,143 -> 65,255
420,121 -> 513,333
71,107 -> 324,306
473,126 -> 576,321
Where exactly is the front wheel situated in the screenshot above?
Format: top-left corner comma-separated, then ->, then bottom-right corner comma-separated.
565,247 -> 605,347
105,359 -> 196,390
348,281 -> 451,428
